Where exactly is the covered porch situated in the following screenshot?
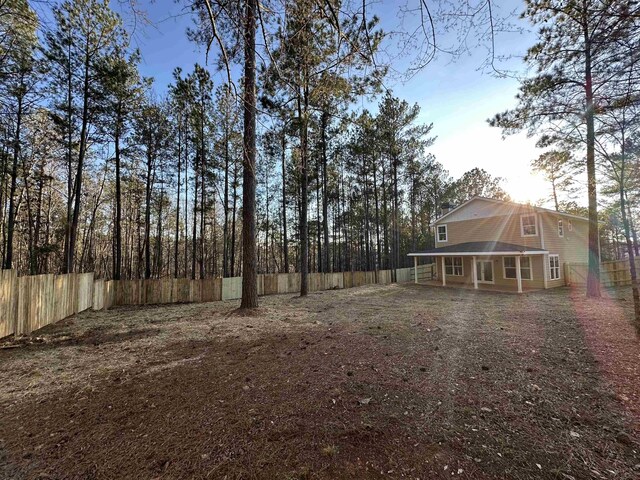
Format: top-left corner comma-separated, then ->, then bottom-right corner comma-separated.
408,241 -> 549,294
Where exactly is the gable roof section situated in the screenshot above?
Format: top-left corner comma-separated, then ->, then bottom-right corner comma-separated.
430,196 -> 589,226
408,241 -> 548,256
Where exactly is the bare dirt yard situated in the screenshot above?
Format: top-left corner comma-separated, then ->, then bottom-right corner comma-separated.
1,283 -> 639,479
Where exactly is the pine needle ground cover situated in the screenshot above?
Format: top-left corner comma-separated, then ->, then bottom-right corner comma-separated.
1,284 -> 638,479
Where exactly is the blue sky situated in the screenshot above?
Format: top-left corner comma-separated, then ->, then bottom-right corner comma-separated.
116,0 -> 564,206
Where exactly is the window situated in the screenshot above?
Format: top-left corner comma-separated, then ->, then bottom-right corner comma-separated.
503,256 -> 533,280
558,220 -> 564,237
520,214 -> 537,236
549,255 -> 560,280
444,257 -> 463,276
437,224 -> 448,242
568,220 -> 573,232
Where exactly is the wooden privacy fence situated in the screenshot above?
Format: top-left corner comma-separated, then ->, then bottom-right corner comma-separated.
409,264 -> 436,282
1,268 -> 406,338
0,271 -> 95,338
565,258 -> 640,287
106,270 -> 394,307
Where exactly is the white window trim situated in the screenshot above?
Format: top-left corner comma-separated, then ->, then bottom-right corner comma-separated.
476,259 -> 495,284
437,224 -> 448,243
521,257 -> 533,281
444,256 -> 464,276
503,257 -> 515,280
502,256 -> 533,281
520,214 -> 538,237
558,220 -> 564,238
549,254 -> 561,280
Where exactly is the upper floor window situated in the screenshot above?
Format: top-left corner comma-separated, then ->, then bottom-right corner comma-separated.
520,214 -> 537,236
437,224 -> 448,242
568,220 -> 573,232
558,220 -> 564,237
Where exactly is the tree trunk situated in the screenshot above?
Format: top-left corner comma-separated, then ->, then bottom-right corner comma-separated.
410,174 -> 417,252
174,121 -> 182,278
136,201 -> 142,279
231,165 -> 238,276
316,147 -> 321,273
68,51 -> 92,274
381,163 -> 389,270
63,39 -> 73,275
155,188 -> 164,277
223,120 -> 230,277
616,137 -> 640,333
211,191 -> 218,276
373,155 -> 381,270
625,196 -> 639,256
114,121 -> 122,280
240,0 -> 258,309
200,125 -> 206,279
192,153 -> 198,280
321,111 -> 330,273
0,136 -> 8,266
392,155 -> 399,275
144,152 -> 153,279
4,93 -> 22,270
583,15 -> 601,298
552,178 -> 559,212
339,160 -> 347,271
23,156 -> 35,274
363,150 -> 371,271
68,49 -> 93,275
620,186 -> 640,333
281,130 -> 289,273
264,166 -> 270,273
299,85 -> 309,296
44,177 -> 52,272
184,140 -> 189,278
34,162 -> 44,273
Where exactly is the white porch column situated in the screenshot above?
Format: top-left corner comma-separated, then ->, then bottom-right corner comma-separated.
472,256 -> 478,290
516,255 -> 523,293
414,256 -> 418,284
441,256 -> 446,286
543,254 -> 549,289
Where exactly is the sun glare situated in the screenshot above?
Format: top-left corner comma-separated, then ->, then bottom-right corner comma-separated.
506,171 -> 550,206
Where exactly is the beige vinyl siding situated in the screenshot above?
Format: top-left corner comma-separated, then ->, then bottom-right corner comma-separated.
435,214 -> 543,249
540,213 -> 589,264
539,212 -> 588,288
435,256 -> 547,290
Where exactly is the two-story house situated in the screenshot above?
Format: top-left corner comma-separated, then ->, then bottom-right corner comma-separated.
408,196 -> 591,293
